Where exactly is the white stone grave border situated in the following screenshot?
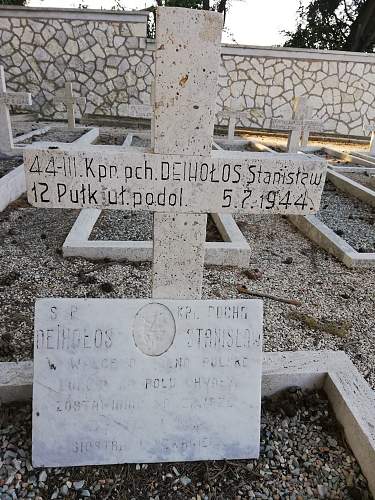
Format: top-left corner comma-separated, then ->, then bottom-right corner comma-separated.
320,146 -> 375,170
234,138 -> 375,268
62,209 -> 251,267
0,127 -> 99,212
62,134 -> 251,268
289,169 -> 375,268
1,350 -> 374,496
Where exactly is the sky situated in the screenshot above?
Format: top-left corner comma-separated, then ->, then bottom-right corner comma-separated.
27,0 -> 301,46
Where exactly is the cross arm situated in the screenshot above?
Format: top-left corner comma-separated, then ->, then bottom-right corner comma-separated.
271,117 -> 324,132
23,144 -> 327,215
0,91 -> 32,106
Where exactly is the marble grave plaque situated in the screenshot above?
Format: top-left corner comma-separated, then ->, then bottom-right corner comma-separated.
33,298 -> 263,467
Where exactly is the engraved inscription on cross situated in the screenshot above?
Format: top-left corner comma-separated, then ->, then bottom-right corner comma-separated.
24,8 -> 327,301
0,65 -> 32,153
271,96 -> 324,153
53,82 -> 86,129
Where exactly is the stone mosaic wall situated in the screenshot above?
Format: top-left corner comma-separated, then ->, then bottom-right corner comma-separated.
0,10 -> 152,120
217,53 -> 375,136
1,7 -> 375,136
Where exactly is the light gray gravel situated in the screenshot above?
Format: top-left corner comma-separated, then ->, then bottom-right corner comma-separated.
0,121 -> 374,497
90,212 -> 222,242
21,127 -> 86,144
215,140 -> 258,152
0,157 -> 23,178
1,202 -> 374,390
0,388 -> 372,499
317,181 -> 375,252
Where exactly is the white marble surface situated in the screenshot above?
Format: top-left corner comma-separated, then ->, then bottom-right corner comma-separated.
32,297 -> 263,467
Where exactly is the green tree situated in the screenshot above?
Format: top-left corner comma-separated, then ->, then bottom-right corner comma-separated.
283,0 -> 375,52
0,0 -> 27,4
144,0 -> 230,38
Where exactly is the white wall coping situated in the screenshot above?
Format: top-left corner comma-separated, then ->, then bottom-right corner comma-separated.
0,5 -> 148,23
220,43 -> 375,64
145,39 -> 375,63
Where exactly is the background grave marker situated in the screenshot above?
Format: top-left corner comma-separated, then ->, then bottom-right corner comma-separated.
217,98 -> 263,141
0,65 -> 32,154
53,82 -> 86,129
271,96 -> 324,152
364,123 -> 375,155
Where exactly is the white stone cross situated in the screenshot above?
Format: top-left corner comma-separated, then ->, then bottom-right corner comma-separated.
271,96 -> 324,153
0,65 -> 32,154
364,123 -> 375,155
26,7 -> 327,469
218,99 -> 263,141
24,10 -> 327,301
53,82 -> 86,129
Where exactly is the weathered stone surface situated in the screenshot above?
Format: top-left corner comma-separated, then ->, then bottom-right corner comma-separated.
32,297 -> 263,466
24,147 -> 327,215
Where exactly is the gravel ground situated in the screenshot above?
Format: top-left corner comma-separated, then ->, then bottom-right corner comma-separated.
1,121 -> 374,497
21,128 -> 86,145
214,140 -> 258,152
0,157 -> 23,178
344,172 -> 375,191
12,120 -> 50,138
318,181 -> 375,252
92,128 -> 151,148
1,199 -> 375,390
90,212 -> 222,242
131,135 -> 151,148
0,388 -> 371,499
94,132 -> 127,146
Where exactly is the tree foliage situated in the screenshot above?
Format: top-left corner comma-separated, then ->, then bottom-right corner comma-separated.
283,0 -> 375,52
0,0 -> 27,4
146,0 -> 229,38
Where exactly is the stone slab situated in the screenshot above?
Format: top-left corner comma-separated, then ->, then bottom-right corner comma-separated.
24,147 -> 327,215
32,297 -> 263,467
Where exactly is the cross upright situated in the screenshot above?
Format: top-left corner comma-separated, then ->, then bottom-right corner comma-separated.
0,65 -> 32,154
24,7 -> 327,301
218,98 -> 263,141
271,96 -> 324,153
363,122 -> 375,155
53,82 -> 86,129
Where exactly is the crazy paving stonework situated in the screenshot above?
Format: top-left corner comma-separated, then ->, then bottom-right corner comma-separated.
0,12 -> 153,120
1,7 -> 375,136
217,54 -> 375,136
